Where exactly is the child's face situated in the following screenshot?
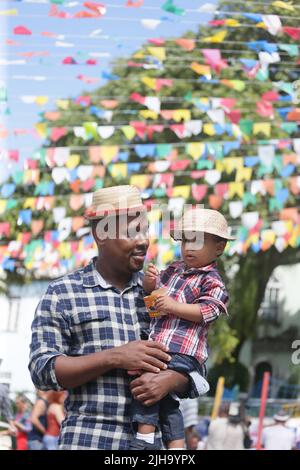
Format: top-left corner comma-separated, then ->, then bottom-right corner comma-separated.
181,232 -> 226,268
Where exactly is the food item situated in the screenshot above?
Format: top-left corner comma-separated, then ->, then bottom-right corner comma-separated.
144,287 -> 167,318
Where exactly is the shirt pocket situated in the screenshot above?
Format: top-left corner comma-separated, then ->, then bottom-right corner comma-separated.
70,308 -> 112,353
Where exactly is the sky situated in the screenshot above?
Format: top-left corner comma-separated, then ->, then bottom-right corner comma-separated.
0,0 -> 216,175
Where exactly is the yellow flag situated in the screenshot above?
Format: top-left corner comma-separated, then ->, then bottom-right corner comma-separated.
172,186 -> 191,199
100,146 -> 119,165
141,76 -> 156,90
147,47 -> 166,61
190,62 -> 211,77
187,143 -> 205,160
130,174 -> 151,190
253,122 -> 271,137
288,231 -> 297,248
261,230 -> 276,245
256,22 -> 267,29
236,167 -> 253,182
56,99 -> 69,110
35,96 -> 49,106
173,109 -> 191,122
66,154 -> 80,169
225,19 -> 240,27
284,220 -> 293,233
272,1 -> 294,11
110,164 -> 127,179
203,30 -> 227,43
162,249 -> 175,265
224,158 -> 243,174
139,110 -> 158,120
121,125 -> 136,140
24,198 -> 36,209
35,123 -> 48,138
0,9 -> 17,15
133,50 -> 144,59
229,182 -> 244,198
215,161 -> 225,172
203,123 -> 216,136
0,200 -> 6,215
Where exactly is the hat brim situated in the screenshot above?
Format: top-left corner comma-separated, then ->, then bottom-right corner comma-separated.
85,205 -> 148,220
170,228 -> 236,241
274,414 -> 289,421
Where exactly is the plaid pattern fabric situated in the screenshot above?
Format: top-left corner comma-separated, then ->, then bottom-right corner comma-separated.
29,257 -> 202,450
149,261 -> 229,363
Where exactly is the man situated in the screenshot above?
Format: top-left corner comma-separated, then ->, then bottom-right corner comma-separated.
29,185 -> 203,450
262,409 -> 297,450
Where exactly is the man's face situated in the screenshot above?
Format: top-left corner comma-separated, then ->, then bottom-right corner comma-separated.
93,213 -> 150,273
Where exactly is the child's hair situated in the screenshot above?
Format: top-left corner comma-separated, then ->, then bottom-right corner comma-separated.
211,234 -> 228,244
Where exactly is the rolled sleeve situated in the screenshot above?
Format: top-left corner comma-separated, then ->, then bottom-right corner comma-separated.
198,278 -> 229,325
28,284 -> 71,391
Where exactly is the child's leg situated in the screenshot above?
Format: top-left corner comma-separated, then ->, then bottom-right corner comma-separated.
168,439 -> 185,450
159,395 -> 185,449
130,395 -> 160,447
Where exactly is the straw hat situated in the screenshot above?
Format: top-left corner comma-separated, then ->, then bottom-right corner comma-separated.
85,185 -> 147,220
172,208 -> 235,240
273,409 -> 290,422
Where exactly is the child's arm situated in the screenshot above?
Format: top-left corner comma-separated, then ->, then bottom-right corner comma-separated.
143,263 -> 159,294
154,295 -> 203,323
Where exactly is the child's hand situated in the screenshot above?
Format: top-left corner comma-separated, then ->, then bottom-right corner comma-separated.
154,295 -> 180,316
143,263 -> 159,294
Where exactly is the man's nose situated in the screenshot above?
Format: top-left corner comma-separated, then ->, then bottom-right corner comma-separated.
135,236 -> 149,249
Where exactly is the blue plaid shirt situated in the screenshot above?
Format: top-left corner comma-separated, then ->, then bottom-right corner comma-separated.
29,257 -> 203,450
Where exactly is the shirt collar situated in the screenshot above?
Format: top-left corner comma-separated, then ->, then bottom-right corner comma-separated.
174,260 -> 218,275
82,257 -> 143,289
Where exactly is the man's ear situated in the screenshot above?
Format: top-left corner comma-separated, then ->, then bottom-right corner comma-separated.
91,220 -> 105,247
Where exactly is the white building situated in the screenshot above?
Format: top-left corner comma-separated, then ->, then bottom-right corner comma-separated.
0,281 -> 48,398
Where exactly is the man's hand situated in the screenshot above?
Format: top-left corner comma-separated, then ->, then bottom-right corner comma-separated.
116,340 -> 171,374
143,263 -> 159,294
130,370 -> 189,406
155,295 -> 180,316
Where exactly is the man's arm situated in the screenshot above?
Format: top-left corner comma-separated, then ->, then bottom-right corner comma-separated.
55,341 -> 171,389
29,285 -> 171,390
130,370 -> 189,406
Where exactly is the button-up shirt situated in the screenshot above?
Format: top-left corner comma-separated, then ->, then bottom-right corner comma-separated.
29,257 -> 202,450
149,261 -> 229,363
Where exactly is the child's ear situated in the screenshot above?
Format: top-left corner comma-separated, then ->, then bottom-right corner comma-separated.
216,240 -> 227,256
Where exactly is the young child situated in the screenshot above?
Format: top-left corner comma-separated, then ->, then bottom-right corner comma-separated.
129,208 -> 234,450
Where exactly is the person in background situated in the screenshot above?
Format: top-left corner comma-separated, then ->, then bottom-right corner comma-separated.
0,382 -> 17,450
262,409 -> 297,450
13,395 -> 32,450
206,402 -> 245,450
28,390 -> 49,450
43,391 -> 65,450
180,398 -> 199,449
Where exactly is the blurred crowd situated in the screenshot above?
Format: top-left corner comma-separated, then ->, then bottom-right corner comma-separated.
0,385 -> 65,450
0,383 -> 299,450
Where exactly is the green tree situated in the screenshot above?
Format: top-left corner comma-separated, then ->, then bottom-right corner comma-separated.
1,0 -> 300,365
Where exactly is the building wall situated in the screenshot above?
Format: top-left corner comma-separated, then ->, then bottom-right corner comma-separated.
0,282 -> 49,395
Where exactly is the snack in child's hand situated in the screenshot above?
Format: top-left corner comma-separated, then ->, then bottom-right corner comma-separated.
144,287 -> 167,318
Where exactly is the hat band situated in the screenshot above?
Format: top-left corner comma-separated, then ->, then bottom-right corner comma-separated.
85,204 -> 147,219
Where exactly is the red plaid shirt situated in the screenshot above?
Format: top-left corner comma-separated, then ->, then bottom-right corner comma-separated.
149,261 -> 229,364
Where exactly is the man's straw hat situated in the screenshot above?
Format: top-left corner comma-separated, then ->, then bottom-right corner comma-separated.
172,208 -> 235,241
85,185 -> 146,220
